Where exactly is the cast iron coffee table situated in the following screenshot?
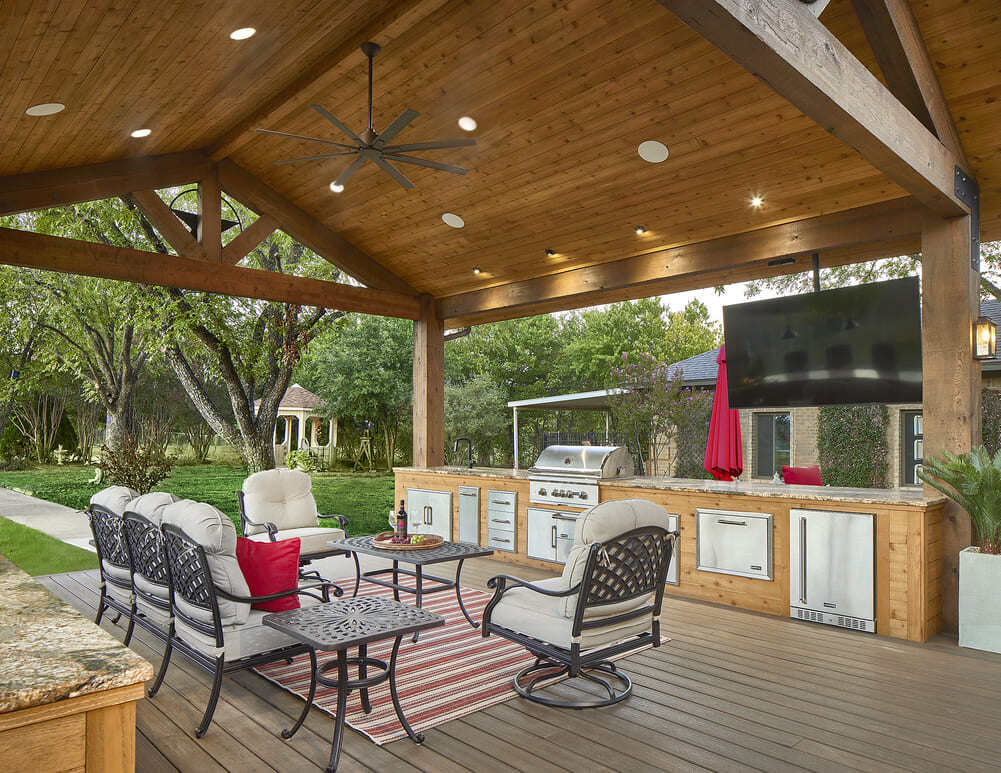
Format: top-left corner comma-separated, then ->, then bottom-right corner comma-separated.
329,535 -> 494,639
264,597 -> 444,773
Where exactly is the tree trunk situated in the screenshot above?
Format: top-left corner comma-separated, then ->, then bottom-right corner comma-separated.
241,432 -> 276,473
103,386 -> 134,451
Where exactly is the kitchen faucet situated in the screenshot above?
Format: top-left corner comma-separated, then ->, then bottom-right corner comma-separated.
453,437 -> 473,468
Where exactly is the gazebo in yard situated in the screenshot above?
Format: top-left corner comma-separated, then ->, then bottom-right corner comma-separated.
5,1 -> 1001,771
258,383 -> 337,461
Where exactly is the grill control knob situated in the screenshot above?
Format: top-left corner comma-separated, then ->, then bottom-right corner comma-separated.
579,492 -> 588,500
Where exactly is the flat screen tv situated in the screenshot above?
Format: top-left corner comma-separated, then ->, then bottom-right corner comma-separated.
723,276 -> 922,408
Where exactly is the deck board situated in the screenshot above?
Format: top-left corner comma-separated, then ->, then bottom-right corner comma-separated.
37,557 -> 1001,773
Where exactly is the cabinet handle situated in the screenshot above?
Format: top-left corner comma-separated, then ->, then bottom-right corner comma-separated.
552,514 -> 577,522
799,517 -> 808,605
490,518 -> 511,525
493,537 -> 511,544
490,500 -> 511,506
717,519 -> 747,526
551,524 -> 557,549
460,492 -> 477,498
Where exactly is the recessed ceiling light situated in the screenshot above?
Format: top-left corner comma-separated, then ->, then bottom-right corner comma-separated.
472,266 -> 481,274
230,27 -> 256,40
25,103 -> 65,117
637,140 -> 669,163
330,181 -> 344,193
130,128 -> 151,138
458,116 -> 477,132
442,212 -> 465,228
750,195 -> 764,208
545,249 -> 556,257
634,225 -> 646,235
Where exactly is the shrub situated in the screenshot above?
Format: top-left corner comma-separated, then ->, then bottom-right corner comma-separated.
100,436 -> 173,494
285,449 -> 319,473
817,404 -> 889,487
920,447 -> 1001,554
982,389 -> 1001,457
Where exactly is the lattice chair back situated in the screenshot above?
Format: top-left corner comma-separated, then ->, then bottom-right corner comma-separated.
88,503 -> 131,576
123,513 -> 169,595
161,522 -> 224,646
580,525 -> 674,614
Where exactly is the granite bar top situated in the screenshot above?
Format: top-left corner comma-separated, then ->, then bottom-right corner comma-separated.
395,467 -> 945,507
0,554 -> 153,714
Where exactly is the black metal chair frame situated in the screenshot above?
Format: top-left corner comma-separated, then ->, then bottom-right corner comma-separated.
160,522 -> 343,738
87,503 -> 137,646
236,489 -> 350,580
482,525 -> 678,709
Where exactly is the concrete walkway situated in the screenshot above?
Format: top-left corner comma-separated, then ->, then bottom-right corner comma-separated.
0,487 -> 94,551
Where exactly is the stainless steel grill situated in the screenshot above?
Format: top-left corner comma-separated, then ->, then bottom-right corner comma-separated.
528,445 -> 633,507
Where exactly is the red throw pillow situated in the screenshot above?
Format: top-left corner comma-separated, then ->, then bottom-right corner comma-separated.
781,465 -> 822,486
235,537 -> 301,612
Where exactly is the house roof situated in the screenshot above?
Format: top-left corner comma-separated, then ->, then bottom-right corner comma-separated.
507,388 -> 628,411
255,384 -> 327,411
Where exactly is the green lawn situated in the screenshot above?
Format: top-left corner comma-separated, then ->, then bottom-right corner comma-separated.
0,516 -> 97,575
0,465 -> 395,537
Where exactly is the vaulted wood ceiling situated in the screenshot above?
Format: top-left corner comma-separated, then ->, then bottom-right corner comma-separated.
1,0 -> 999,303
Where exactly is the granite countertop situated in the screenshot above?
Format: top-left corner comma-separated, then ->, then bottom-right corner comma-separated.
395,467 -> 945,507
0,554 -> 153,714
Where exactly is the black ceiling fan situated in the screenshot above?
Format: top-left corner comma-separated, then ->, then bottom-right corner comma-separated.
256,42 -> 476,191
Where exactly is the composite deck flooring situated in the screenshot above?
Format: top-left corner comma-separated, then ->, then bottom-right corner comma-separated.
39,558 -> 1001,773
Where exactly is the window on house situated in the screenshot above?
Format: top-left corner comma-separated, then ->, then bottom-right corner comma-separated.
902,410 -> 923,486
755,413 -> 791,478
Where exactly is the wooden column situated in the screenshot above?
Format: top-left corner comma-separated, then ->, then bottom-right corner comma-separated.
413,294 -> 444,468
921,214 -> 981,632
197,168 -> 222,262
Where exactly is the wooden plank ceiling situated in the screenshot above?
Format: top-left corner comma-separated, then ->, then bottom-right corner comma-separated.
1,0 -> 999,301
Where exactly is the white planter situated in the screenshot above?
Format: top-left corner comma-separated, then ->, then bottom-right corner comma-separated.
959,546 -> 1001,653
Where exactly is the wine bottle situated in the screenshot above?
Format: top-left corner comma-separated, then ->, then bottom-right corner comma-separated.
396,499 -> 408,539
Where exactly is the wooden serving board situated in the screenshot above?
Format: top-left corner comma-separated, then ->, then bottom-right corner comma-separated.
371,532 -> 444,551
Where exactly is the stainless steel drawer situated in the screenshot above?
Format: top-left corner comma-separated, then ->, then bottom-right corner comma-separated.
486,489 -> 516,514
486,527 -> 516,552
696,508 -> 773,580
486,513 -> 515,533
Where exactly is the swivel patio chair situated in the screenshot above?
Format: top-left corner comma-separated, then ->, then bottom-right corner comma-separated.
87,486 -> 139,643
160,498 -> 341,737
482,498 -> 677,708
238,467 -> 349,580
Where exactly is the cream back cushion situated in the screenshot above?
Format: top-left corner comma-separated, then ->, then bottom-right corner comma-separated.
125,492 -> 179,526
161,499 -> 250,626
241,468 -> 319,535
90,486 -> 140,515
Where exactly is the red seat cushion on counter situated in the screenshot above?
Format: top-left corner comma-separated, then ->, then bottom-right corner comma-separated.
781,465 -> 822,486
235,537 -> 301,612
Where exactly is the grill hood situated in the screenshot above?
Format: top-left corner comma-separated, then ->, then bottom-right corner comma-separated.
530,445 -> 634,479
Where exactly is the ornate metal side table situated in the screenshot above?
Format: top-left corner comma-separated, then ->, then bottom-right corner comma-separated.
328,535 -> 494,640
264,597 -> 444,773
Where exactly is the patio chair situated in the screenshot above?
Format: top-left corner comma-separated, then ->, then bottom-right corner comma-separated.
482,498 -> 677,708
121,491 -> 179,697
238,467 -> 349,579
87,486 -> 139,643
160,498 -> 340,737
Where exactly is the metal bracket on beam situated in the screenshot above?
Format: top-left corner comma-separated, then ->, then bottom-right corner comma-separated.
954,167 -> 981,270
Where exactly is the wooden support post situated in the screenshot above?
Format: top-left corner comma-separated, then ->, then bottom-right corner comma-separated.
197,168 -> 222,261
413,295 -> 444,469
921,214 -> 981,632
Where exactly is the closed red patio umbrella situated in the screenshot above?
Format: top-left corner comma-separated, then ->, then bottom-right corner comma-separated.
704,345 -> 743,481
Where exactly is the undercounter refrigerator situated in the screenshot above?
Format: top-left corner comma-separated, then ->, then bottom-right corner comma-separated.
789,509 -> 876,633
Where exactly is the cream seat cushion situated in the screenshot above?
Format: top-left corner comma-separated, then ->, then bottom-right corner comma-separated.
90,485 -> 140,516
125,491 -> 179,526
161,499 -> 251,626
246,525 -> 345,556
241,468 -> 320,536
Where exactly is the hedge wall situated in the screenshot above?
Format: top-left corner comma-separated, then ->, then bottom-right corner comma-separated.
983,389 -> 1001,457
817,404 -> 889,488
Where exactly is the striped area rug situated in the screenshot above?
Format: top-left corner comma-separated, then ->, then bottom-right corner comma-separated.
253,579 -> 539,745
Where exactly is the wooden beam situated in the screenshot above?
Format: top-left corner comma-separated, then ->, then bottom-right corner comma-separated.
920,213 -> 980,633
850,0 -> 969,167
206,0 -> 431,161
128,189 -> 206,260
220,214 -> 279,265
0,227 -> 420,319
440,198 -> 924,326
197,169 -> 222,262
0,151 -> 211,216
802,0 -> 832,17
412,295 -> 444,468
657,0 -> 968,217
216,159 -> 416,294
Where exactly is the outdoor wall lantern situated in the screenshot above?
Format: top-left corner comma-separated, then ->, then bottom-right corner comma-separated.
974,316 -> 997,360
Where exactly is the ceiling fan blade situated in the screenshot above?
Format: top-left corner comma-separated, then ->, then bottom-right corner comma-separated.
383,153 -> 468,175
272,151 -> 357,165
374,109 -> 419,148
372,156 -> 414,190
381,138 -> 476,152
255,128 -> 356,149
333,155 -> 369,187
310,104 -> 364,145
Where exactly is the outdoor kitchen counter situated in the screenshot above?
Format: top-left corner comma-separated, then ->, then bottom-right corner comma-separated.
395,467 -> 947,643
0,553 -> 152,771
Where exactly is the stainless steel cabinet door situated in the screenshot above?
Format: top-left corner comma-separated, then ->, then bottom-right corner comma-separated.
457,486 -> 480,544
790,509 -> 874,621
526,508 -> 557,562
696,509 -> 773,580
406,488 -> 452,540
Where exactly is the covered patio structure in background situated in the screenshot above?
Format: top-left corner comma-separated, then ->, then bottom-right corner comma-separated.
0,0 -> 999,674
